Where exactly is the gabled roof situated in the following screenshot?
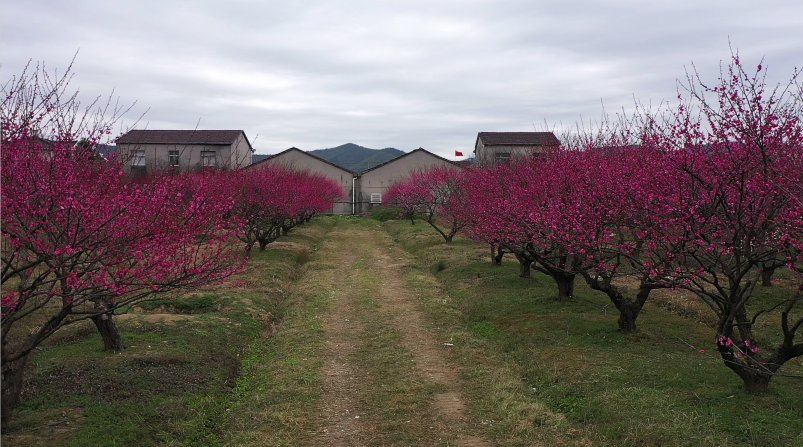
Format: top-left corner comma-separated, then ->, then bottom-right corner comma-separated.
247,147 -> 357,175
116,130 -> 252,149
360,148 -> 460,174
476,132 -> 560,147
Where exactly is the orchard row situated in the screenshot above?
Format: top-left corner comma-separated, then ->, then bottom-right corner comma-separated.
1,127 -> 342,426
386,54 -> 802,393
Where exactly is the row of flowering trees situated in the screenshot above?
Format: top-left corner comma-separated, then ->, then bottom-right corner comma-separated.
226,166 -> 343,253
0,62 -> 343,427
387,54 -> 802,393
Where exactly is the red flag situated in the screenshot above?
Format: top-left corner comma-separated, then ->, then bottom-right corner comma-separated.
455,150 -> 464,157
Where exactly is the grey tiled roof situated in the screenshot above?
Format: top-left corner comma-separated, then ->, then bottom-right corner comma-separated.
117,130 -> 245,145
477,132 -> 560,146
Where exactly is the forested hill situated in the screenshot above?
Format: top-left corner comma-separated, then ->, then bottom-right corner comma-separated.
309,143 -> 404,172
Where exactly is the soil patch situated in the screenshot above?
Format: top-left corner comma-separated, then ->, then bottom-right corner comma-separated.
1,407 -> 85,447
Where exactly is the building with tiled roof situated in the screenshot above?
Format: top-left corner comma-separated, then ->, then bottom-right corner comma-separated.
249,147 -> 459,215
474,132 -> 560,166
116,129 -> 253,174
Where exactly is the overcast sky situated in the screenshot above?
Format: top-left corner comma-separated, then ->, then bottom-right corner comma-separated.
2,0 -> 801,157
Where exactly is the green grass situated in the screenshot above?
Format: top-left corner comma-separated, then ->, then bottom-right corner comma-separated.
383,219 -> 803,447
2,217 -> 336,447
369,206 -> 403,222
136,293 -> 224,314
223,216 -> 447,446
221,256 -> 329,445
7,217 -> 801,446
347,255 -> 447,446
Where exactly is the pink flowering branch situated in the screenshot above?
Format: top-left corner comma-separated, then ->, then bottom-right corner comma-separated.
386,166 -> 470,243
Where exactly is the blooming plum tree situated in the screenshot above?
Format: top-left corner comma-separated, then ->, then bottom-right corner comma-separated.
385,166 -> 469,243
385,181 -> 424,224
531,144 -> 686,332
0,136 -> 246,425
460,157 -> 584,299
643,53 -> 803,392
0,62 -> 245,426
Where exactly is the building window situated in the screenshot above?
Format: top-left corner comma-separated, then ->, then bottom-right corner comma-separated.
201,151 -> 216,167
131,150 -> 146,167
494,152 -> 511,164
370,193 -> 382,204
168,150 -> 180,167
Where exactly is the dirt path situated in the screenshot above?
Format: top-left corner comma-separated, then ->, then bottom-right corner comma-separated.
370,243 -> 491,447
309,222 -> 491,447
309,240 -> 371,446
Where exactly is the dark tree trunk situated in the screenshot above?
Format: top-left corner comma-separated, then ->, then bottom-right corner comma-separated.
519,260 -> 532,278
91,311 -> 124,351
494,248 -> 505,265
580,274 -> 655,332
615,286 -> 654,333
515,254 -> 532,278
554,272 -> 575,301
759,267 -> 775,287
1,353 -> 30,430
280,222 -> 294,236
717,346 -> 774,393
1,301 -> 74,428
617,308 -> 638,333
713,305 -> 796,394
244,242 -> 254,255
742,372 -> 772,394
614,285 -> 655,333
258,240 -> 269,250
425,218 -> 450,243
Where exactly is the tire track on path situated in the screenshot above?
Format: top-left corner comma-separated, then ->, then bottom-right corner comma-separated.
311,222 -> 491,446
308,227 -> 374,447
370,236 -> 491,447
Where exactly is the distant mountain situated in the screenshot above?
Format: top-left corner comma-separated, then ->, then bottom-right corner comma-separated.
309,143 -> 404,172
252,154 -> 271,163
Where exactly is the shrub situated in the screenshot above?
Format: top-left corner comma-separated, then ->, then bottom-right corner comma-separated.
370,206 -> 402,222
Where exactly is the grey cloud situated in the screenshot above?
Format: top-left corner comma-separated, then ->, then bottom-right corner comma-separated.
2,0 -> 801,157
